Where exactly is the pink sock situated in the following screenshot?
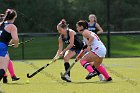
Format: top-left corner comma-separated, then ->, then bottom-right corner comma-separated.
80,60 -> 94,73
8,60 -> 15,77
97,65 -> 110,80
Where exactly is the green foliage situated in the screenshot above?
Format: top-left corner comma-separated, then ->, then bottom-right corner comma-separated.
8,35 -> 140,60
123,18 -> 140,31
1,0 -> 140,32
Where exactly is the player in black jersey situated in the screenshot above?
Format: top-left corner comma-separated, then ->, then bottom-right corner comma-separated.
54,19 -> 84,82
88,14 -> 103,34
0,9 -> 19,82
0,13 -> 20,83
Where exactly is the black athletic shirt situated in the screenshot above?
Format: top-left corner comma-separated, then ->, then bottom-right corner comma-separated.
61,29 -> 84,50
88,22 -> 97,34
0,22 -> 12,44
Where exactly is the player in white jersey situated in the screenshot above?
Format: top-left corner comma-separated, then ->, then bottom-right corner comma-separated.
76,20 -> 112,81
83,31 -> 106,58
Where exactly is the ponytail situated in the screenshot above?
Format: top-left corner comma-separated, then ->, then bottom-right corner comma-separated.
57,19 -> 68,29
4,9 -> 17,21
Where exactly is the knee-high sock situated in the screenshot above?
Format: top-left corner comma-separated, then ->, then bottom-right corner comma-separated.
64,62 -> 70,76
7,60 -> 15,77
81,60 -> 94,73
97,65 -> 110,80
0,69 -> 5,81
92,65 -> 101,75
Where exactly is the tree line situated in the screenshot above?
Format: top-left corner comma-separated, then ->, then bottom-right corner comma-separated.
0,0 -> 140,33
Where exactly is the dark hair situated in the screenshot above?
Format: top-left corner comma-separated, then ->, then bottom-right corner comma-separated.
4,9 -> 17,21
57,19 -> 68,29
76,20 -> 88,29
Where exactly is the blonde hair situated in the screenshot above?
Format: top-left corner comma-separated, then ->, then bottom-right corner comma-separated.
89,14 -> 97,22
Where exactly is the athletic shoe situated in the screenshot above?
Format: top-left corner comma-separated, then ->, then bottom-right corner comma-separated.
85,71 -> 98,80
106,77 -> 112,81
61,74 -> 71,82
98,74 -> 106,81
0,77 -> 2,81
12,76 -> 20,81
3,76 -> 8,83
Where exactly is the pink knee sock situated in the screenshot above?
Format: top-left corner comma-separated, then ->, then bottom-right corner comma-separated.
80,60 -> 94,73
8,60 -> 15,77
97,65 -> 110,80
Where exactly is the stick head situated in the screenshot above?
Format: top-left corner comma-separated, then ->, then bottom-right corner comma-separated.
27,73 -> 32,78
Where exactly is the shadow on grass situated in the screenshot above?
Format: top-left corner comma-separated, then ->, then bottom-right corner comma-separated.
71,81 -> 115,84
4,82 -> 29,85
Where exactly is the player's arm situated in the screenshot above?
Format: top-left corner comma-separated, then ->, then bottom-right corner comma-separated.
82,30 -> 94,51
55,36 -> 63,57
5,24 -> 19,47
62,31 -> 74,53
96,23 -> 103,34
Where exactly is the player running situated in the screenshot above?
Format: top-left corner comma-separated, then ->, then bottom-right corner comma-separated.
0,9 -> 19,82
54,19 -> 84,82
76,20 -> 112,81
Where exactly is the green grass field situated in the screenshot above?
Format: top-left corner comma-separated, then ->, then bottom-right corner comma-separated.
0,58 -> 140,93
8,35 -> 140,59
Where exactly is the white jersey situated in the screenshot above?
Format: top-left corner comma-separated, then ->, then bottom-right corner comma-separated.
83,32 -> 106,57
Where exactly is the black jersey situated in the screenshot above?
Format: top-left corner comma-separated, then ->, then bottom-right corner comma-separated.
88,22 -> 97,34
61,29 -> 84,49
0,22 -> 12,44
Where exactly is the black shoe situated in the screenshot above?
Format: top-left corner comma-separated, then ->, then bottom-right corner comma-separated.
3,76 -> 8,83
106,77 -> 112,81
85,71 -> 98,80
0,77 -> 2,81
12,76 -> 20,81
61,74 -> 71,82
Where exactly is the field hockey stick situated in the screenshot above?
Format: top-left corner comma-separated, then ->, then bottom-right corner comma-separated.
8,38 -> 34,47
60,48 -> 86,78
27,56 -> 59,78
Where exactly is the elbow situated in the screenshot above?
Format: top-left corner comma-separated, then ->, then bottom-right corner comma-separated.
101,30 -> 103,32
12,38 -> 19,42
99,30 -> 103,33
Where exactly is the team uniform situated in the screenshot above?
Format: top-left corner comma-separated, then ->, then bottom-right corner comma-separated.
0,22 -> 20,83
60,29 -> 84,82
88,22 -> 97,34
0,22 -> 12,57
61,29 -> 84,54
82,31 -> 112,80
83,31 -> 106,57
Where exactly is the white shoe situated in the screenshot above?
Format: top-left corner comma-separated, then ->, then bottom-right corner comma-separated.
61,74 -> 71,82
98,74 -> 106,81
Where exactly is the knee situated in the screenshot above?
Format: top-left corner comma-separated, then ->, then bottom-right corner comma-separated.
63,56 -> 69,62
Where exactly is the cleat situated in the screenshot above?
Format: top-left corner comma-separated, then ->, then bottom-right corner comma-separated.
3,76 -> 8,83
106,77 -> 112,81
61,74 -> 71,82
0,77 -> 2,81
98,74 -> 106,81
12,76 -> 20,81
85,71 -> 98,80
